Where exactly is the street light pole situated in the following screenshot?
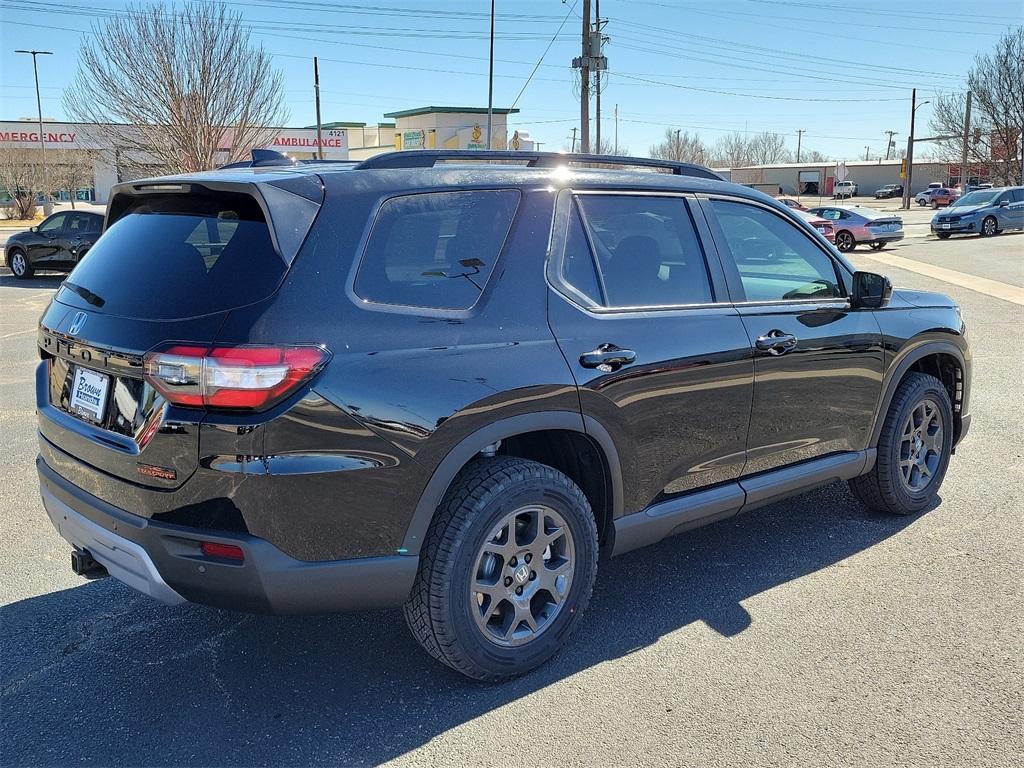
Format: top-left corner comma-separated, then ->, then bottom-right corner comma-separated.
901,89 -> 930,210
486,0 -> 495,150
15,49 -> 53,215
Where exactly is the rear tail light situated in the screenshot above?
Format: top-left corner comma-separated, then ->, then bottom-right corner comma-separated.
144,344 -> 329,410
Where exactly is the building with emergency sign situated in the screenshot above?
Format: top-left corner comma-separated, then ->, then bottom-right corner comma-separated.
1,106 -> 536,205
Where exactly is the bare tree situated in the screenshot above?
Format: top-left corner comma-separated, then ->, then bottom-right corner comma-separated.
63,1 -> 287,175
928,27 -> 1024,185
0,149 -> 43,220
649,128 -> 710,165
747,131 -> 792,165
802,149 -> 828,163
712,132 -> 753,169
50,149 -> 98,210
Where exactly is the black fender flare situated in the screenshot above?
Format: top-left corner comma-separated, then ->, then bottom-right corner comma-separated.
869,339 -> 967,447
400,411 -> 623,555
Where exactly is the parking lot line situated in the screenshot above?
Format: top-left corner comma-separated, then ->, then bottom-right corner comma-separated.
858,251 -> 1024,306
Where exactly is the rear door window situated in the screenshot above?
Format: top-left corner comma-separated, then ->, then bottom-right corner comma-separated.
58,191 -> 286,320
354,190 -> 519,310
573,194 -> 714,307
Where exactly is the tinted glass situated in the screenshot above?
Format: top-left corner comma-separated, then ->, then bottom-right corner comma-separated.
39,213 -> 66,233
575,195 -> 713,307
710,199 -> 842,302
58,192 -> 285,320
1012,189 -> 1024,203
560,205 -> 603,304
65,214 -> 95,235
355,190 -> 519,310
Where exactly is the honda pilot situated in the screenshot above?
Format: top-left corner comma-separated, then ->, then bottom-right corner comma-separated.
37,150 -> 971,680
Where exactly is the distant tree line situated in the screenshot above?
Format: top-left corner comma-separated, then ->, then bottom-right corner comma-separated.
648,128 -> 826,168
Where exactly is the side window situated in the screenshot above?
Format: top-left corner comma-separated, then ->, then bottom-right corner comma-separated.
995,191 -> 1012,205
39,213 -> 67,234
709,199 -> 843,303
560,205 -> 603,305
1012,189 -> 1024,204
354,190 -> 519,310
574,195 -> 714,307
66,214 -> 90,234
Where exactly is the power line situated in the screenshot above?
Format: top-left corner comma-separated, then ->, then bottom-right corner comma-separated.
511,0 -> 578,110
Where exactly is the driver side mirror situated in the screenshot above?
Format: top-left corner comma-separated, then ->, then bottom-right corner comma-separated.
998,199 -> 1010,207
29,225 -> 38,233
851,271 -> 892,309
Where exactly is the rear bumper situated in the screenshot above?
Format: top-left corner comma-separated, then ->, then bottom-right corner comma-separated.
38,456 -> 418,614
867,232 -> 904,243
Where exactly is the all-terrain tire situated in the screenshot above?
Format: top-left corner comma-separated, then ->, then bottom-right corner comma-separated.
850,372 -> 954,515
403,456 -> 599,681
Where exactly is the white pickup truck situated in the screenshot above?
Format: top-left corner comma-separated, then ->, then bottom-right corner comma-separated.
833,180 -> 858,198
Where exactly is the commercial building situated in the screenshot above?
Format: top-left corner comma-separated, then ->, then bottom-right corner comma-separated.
728,159 -> 988,197
1,106 -> 530,204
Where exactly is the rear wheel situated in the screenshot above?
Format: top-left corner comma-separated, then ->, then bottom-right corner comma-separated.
931,200 -> 939,209
870,241 -> 885,250
404,457 -> 599,681
981,216 -> 998,237
8,248 -> 32,279
850,373 -> 953,516
835,230 -> 855,252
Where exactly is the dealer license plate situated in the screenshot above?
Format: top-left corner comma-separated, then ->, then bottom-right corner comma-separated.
941,223 -> 951,229
68,366 -> 110,423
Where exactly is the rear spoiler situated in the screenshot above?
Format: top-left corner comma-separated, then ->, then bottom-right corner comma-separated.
104,174 -> 324,265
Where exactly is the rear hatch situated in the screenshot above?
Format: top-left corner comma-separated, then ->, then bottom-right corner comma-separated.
37,174 -> 323,495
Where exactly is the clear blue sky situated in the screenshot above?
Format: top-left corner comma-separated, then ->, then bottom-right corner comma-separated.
1,0 -> 1021,160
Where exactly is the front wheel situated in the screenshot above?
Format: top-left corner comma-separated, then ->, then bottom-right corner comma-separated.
404,457 -> 599,681
835,230 -> 855,252
850,372 -> 954,515
936,233 -> 951,239
7,248 -> 33,279
981,216 -> 998,237
931,200 -> 939,209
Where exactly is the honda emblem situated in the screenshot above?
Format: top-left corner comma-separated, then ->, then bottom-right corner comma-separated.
68,312 -> 87,336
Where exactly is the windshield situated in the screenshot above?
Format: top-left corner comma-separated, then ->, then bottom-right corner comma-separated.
952,190 -> 999,207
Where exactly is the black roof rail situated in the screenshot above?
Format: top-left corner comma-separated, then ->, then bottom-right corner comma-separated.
218,149 -> 360,170
353,150 -> 723,180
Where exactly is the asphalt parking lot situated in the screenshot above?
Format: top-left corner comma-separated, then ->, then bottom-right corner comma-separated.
2,232 -> 1022,767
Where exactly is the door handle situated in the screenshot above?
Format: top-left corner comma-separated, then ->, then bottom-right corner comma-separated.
580,343 -> 637,371
755,330 -> 798,355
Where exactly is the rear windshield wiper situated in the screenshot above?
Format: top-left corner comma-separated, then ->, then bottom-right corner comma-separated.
63,281 -> 106,308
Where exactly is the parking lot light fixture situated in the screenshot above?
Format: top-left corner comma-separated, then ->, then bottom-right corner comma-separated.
14,49 -> 54,216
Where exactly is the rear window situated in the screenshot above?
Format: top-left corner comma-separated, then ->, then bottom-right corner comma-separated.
354,190 -> 519,310
58,192 -> 285,320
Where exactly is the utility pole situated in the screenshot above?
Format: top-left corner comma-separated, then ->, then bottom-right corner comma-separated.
313,56 -> 324,160
884,129 -> 897,160
569,127 -> 578,153
960,90 -> 972,190
15,49 -> 53,215
594,0 -> 601,153
486,0 -> 495,149
580,0 -> 591,153
796,129 -> 805,164
864,146 -> 871,161
614,103 -> 618,155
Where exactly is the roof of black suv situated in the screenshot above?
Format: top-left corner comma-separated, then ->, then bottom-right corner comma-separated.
126,149 -> 767,202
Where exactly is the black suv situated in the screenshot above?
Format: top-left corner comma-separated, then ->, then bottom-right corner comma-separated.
36,151 -> 971,680
6,210 -> 104,278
